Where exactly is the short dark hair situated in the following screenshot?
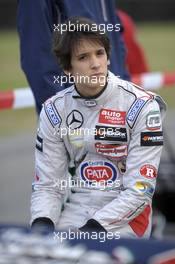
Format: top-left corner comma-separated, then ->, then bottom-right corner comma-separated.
53,17 -> 111,71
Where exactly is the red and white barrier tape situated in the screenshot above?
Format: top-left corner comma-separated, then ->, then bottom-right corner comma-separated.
0,72 -> 175,110
132,72 -> 175,90
0,88 -> 34,110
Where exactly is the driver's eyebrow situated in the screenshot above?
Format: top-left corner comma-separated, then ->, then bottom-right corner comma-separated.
75,52 -> 89,58
75,47 -> 105,58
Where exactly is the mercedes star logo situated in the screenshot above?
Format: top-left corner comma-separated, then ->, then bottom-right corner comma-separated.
66,110 -> 84,129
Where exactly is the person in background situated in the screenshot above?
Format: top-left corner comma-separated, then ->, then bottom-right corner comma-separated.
117,9 -> 149,75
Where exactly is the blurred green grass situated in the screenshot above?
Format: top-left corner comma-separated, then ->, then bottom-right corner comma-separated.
0,22 -> 175,137
0,30 -> 36,137
0,30 -> 28,90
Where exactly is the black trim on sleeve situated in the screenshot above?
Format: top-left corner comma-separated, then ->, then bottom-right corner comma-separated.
36,134 -> 43,152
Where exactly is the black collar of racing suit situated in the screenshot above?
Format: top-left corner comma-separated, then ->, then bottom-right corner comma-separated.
71,71 -> 116,108
72,75 -> 108,100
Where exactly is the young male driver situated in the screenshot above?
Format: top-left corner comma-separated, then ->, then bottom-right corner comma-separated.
31,17 -> 166,238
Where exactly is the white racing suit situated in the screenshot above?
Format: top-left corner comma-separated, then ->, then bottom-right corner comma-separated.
31,71 -> 166,238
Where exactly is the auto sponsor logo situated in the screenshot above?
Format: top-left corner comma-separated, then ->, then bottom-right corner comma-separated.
80,161 -> 117,184
140,164 -> 157,179
66,110 -> 84,129
45,101 -> 62,127
135,182 -> 155,198
99,108 -> 126,125
95,125 -> 127,142
146,111 -> 161,131
141,131 -> 163,146
127,99 -> 145,122
95,143 -> 128,159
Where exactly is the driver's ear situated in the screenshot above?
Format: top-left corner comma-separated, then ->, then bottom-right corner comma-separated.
107,60 -> 110,66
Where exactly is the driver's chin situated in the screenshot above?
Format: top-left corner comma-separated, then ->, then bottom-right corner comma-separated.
84,82 -> 103,90
88,78 -> 105,86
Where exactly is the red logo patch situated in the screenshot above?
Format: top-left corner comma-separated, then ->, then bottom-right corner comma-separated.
84,166 -> 112,182
99,109 -> 126,125
80,161 -> 117,183
140,164 -> 157,179
95,143 -> 127,159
